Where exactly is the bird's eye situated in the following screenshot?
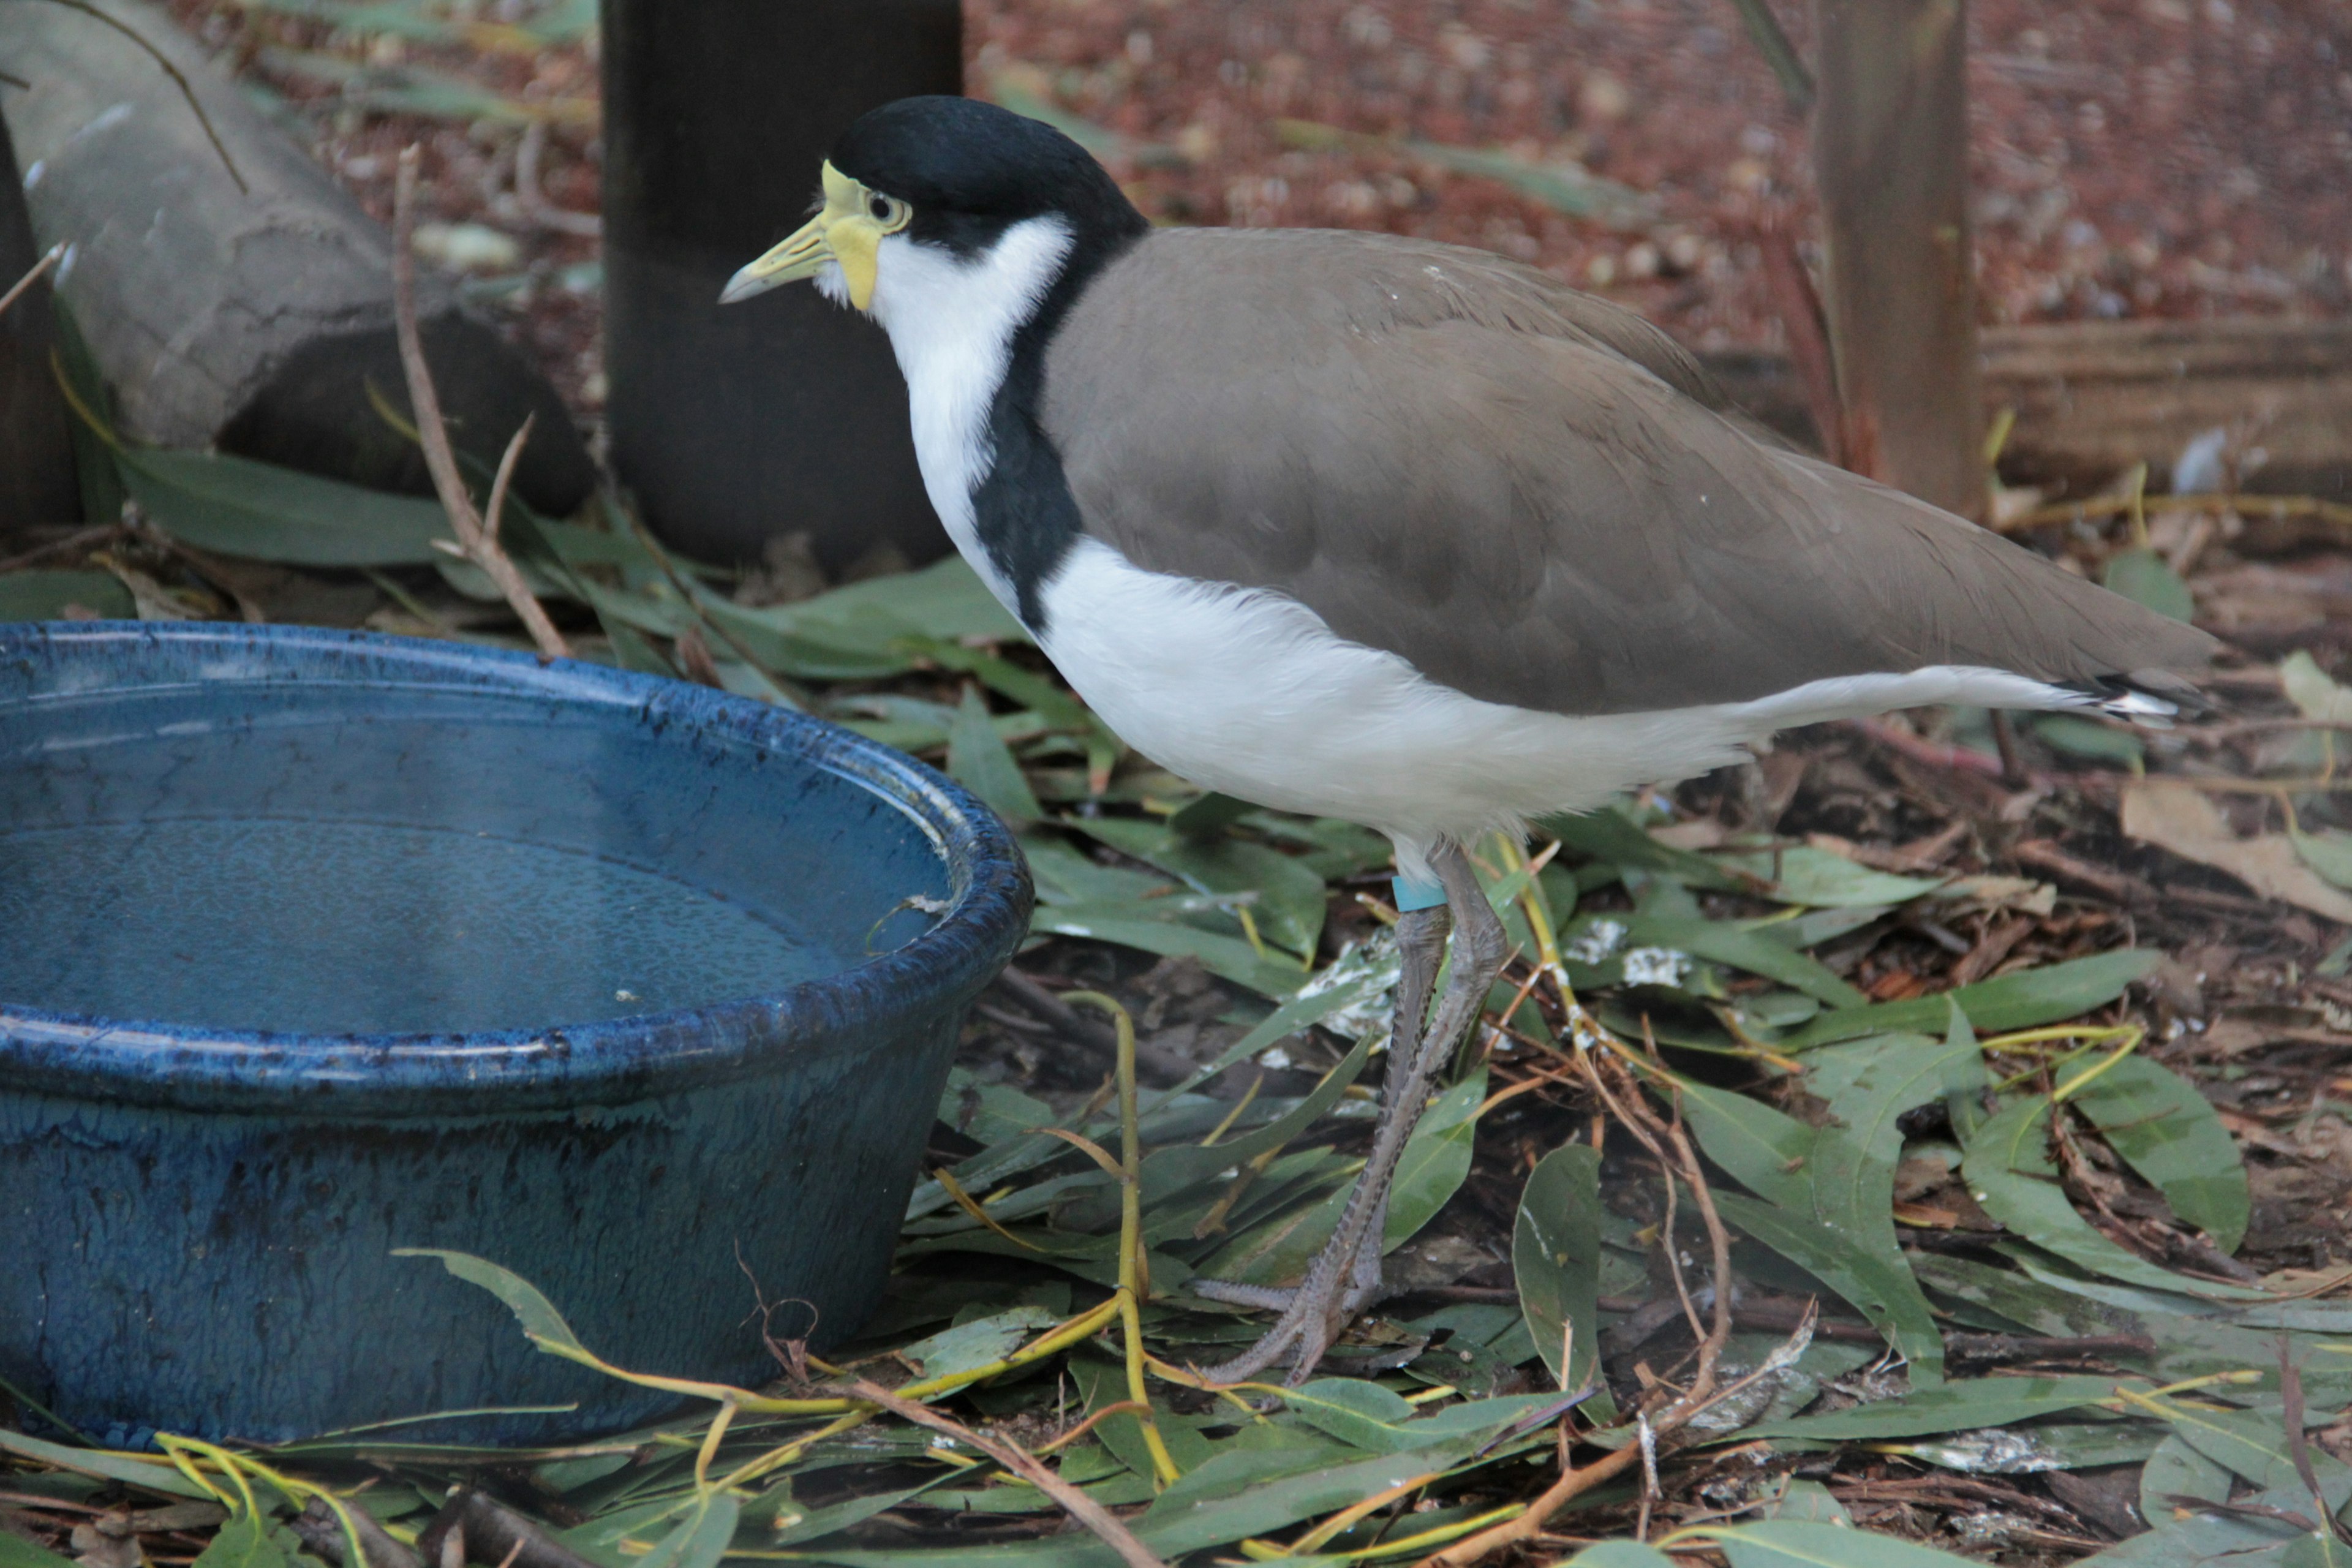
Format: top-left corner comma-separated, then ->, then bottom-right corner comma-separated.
869,194 -> 893,221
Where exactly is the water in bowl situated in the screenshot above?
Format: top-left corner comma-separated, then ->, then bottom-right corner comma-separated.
0,677 -> 894,1038
0,814 -> 831,1035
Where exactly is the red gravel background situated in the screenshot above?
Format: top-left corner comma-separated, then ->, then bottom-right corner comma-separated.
165,0 -> 2352,410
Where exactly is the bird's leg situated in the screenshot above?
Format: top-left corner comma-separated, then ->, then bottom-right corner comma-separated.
1197,842 -> 1507,1385
1190,899 -> 1448,1324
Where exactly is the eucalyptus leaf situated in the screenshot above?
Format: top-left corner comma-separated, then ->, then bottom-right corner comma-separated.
897,1307 -> 1060,1381
1674,1072 -> 1944,1378
0,1430 -> 219,1500
0,569 -> 134,621
633,1495 -> 737,1568
1781,949 -> 2160,1049
1715,845 -> 1947,908
2141,1431 -> 2236,1526
1960,1098 -> 2267,1300
393,1248 -> 593,1357
0,1536 -> 76,1568
190,1512 -> 287,1568
1513,1142 -> 1613,1417
122,448 -> 454,566
947,684 -> 1044,828
2060,1055 -> 2249,1253
1716,1519 -> 1981,1568
1194,1071 -> 1486,1286
1028,905 -> 1306,997
1072,817 -> 1327,959
2105,548 -> 2197,622
1627,915 -> 1867,1008
2294,827 -> 2352,894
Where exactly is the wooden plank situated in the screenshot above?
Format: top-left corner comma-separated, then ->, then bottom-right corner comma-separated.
1811,0 -> 1984,517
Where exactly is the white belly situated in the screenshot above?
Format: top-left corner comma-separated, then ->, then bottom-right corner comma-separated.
1032,537 -> 2080,875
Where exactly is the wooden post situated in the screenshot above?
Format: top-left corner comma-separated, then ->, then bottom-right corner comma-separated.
601,0 -> 963,573
1811,0 -> 1984,519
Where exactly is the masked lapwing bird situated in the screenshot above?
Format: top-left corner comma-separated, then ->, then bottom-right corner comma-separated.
722,96 -> 2215,1383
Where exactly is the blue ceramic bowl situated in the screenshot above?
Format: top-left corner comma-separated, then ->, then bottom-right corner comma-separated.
0,622 -> 1030,1446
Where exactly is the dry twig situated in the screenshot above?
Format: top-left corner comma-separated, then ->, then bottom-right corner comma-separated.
1421,1049 -> 1738,1567
843,1378 -> 1167,1568
390,146 -> 570,660
0,244 -> 62,323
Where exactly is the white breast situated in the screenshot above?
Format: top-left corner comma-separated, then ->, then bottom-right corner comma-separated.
866,219 -> 1072,616
1034,536 -> 2086,882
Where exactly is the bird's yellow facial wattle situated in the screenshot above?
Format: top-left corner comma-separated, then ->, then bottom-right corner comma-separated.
718,162 -> 911,311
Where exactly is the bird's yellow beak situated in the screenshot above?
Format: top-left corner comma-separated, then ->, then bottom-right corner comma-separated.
720,162 -> 902,312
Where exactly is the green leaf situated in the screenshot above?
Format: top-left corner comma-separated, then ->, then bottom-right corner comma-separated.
1803,1033 -> 1988,1167
634,1496 -> 738,1568
2283,652 -> 2352,725
1627,916 -> 1867,1008
1716,845 -> 1947,907
1706,1189 -> 1943,1380
765,1482 -> 950,1548
1759,1479 -> 1853,1524
1959,1098 -> 2267,1300
1072,818 -> 1327,960
2034,714 -> 2147,767
946,684 -> 1043,828
192,1512 -> 288,1568
1715,1520 -> 1986,1568
1779,949 -> 2160,1049
1573,1544 -> 1683,1568
0,569 -> 134,621
1136,1030 -> 1374,1206
0,1534 -> 77,1568
2109,1484 -> 2320,1568
2152,1402 -> 2352,1506
50,299 -> 127,526
1381,1069 -> 1488,1250
1513,1142 -> 1613,1417
1197,1071 -> 1487,1286
1745,1374 -> 2129,1440
1280,1378 -> 1417,1450
1907,1252 -> 2119,1338
2061,1055 -> 2249,1253
1537,805 -> 1745,889
0,1430 -> 218,1500
2105,547 -> 2198,622
2141,1431 -> 2236,1525
393,1248 -> 593,1357
2294,827 -> 2352,893
2286,1534 -> 2352,1568
1028,905 -> 1305,998
896,1307 -> 1060,1382
120,447 -> 454,566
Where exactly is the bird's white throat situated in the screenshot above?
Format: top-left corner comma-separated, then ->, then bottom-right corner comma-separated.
863,217 -> 1074,614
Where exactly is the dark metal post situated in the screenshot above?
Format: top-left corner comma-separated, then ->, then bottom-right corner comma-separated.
601,0 -> 961,573
0,108 -> 80,537
1812,0 -> 1984,519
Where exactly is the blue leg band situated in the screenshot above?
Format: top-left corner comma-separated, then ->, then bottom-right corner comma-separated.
1392,874 -> 1447,912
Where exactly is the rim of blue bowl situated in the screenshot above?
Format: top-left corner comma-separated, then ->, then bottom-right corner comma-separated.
0,621 -> 1034,1115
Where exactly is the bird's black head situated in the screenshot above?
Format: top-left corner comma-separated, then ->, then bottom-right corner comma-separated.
718,96 -> 1146,317
829,96 -> 1148,259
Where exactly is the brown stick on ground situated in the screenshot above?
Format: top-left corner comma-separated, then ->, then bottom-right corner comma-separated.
390,146 -> 570,661
411,1490 -> 599,1568
0,243 -> 59,323
1420,1050 -> 1738,1567
844,1379 -> 1166,1568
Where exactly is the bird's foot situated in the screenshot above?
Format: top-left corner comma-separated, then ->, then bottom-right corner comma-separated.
1193,1223 -> 1388,1384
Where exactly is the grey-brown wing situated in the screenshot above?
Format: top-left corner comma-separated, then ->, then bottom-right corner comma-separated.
1040,229 -> 2212,717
